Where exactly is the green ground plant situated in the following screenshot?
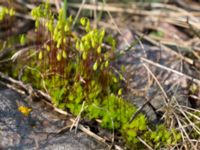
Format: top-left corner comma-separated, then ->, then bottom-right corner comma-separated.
8,2 -> 183,149
0,6 -> 15,21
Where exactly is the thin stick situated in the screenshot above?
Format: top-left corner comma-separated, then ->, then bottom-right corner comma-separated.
136,32 -> 194,65
129,97 -> 153,123
70,101 -> 86,133
141,57 -> 200,85
137,137 -> 153,150
142,63 -> 170,103
72,0 -> 86,28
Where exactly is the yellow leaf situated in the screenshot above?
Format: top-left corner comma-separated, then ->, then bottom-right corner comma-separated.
18,106 -> 32,117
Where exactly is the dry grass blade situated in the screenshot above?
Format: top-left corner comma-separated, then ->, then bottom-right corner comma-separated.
11,45 -> 36,62
142,63 -> 169,103
162,96 -> 200,149
68,2 -> 200,29
137,137 -> 153,150
129,97 -> 153,123
141,57 -> 200,85
72,0 -> 86,28
173,0 -> 200,11
70,101 -> 86,133
136,32 -> 193,65
176,106 -> 200,135
173,111 -> 195,149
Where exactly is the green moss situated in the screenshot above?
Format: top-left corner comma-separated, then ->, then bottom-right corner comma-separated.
0,6 -> 15,21
11,2 -> 183,149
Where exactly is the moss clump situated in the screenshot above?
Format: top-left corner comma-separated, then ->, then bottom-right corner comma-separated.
11,2 -> 182,149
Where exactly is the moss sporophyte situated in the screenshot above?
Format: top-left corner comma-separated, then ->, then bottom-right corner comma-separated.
0,6 -> 15,20
9,2 -> 182,149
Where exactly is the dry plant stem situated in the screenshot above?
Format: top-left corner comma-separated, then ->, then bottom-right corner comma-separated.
114,144 -> 123,150
0,72 -> 33,94
173,99 -> 199,148
142,63 -> 170,104
173,111 -> 194,148
187,20 -> 200,39
103,3 -> 130,47
15,12 -> 34,20
176,105 -> 200,135
173,0 -> 200,11
0,80 -> 26,95
163,17 -> 199,30
45,0 -> 200,14
16,0 -> 35,10
70,118 -> 110,147
177,123 -> 200,131
72,0 -> 86,28
54,0 -> 61,12
66,3 -> 185,17
67,2 -> 200,29
183,111 -> 200,125
189,95 -> 200,103
141,57 -> 200,85
181,105 -> 200,113
0,58 -> 12,63
135,31 -> 194,65
5,1 -> 200,31
158,40 -> 200,61
129,97 -> 153,123
70,101 -> 86,134
55,124 -> 72,134
0,44 -> 30,60
99,2 -> 197,16
91,0 -> 97,28
8,45 -> 36,62
137,137 -> 153,150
